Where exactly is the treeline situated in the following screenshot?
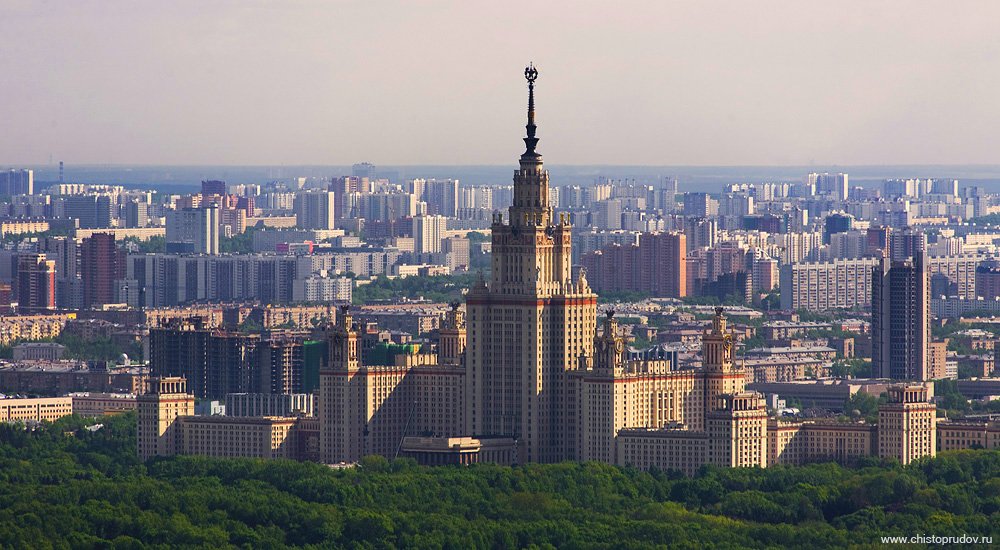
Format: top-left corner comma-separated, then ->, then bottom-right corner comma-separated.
2,414 -> 1000,548
352,273 -> 477,305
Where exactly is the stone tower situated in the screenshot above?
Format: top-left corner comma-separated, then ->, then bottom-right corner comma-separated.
466,65 -> 598,463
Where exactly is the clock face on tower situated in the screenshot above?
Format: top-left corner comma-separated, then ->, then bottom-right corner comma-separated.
723,335 -> 733,351
599,340 -> 608,352
615,340 -> 625,354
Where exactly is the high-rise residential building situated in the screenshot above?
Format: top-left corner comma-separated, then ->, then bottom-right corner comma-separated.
640,232 -> 687,297
976,265 -> 1000,299
872,255 -> 929,380
137,377 -> 195,461
466,66 -> 597,463
352,162 -> 376,182
684,217 -> 717,251
930,179 -> 958,196
823,212 -> 853,244
889,228 -> 927,262
330,176 -> 367,219
149,318 -> 262,398
878,384 -> 936,465
165,207 -> 219,254
0,169 -> 33,195
80,233 -> 126,309
423,179 -> 459,217
594,199 -> 622,230
441,236 -> 470,271
293,191 -> 337,230
201,180 -> 227,197
684,193 -> 718,217
412,215 -> 447,254
660,178 -> 678,212
125,201 -> 148,228
61,195 -> 100,229
779,258 -> 879,311
807,173 -> 848,201
17,253 -> 56,314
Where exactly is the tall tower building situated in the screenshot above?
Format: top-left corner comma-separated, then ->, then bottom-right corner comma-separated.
878,384 -> 936,465
438,302 -> 467,366
466,65 -> 597,463
293,191 -> 337,230
80,232 -> 126,309
137,377 -> 195,461
702,306 -> 747,411
320,306 -> 365,463
17,253 -> 56,314
872,254 -> 929,380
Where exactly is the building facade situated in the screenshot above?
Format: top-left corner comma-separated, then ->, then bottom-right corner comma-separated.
465,66 -> 597,463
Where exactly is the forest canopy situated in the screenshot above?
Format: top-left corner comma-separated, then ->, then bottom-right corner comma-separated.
2,413 -> 1000,549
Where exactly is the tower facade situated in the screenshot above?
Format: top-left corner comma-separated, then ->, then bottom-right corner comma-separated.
320,305 -> 365,463
878,384 -> 936,464
702,306 -> 747,413
137,377 -> 195,461
872,255 -> 929,380
466,65 -> 597,463
17,253 -> 56,314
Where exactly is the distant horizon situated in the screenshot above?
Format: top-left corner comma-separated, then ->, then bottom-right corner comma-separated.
4,1 -> 1000,166
14,162 -> 1000,194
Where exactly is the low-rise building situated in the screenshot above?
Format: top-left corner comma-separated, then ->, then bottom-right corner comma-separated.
70,392 -> 137,417
226,393 -> 314,417
12,342 -> 67,362
0,396 -> 73,423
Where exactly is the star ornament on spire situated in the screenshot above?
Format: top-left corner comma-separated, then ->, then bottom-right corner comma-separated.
525,63 -> 538,83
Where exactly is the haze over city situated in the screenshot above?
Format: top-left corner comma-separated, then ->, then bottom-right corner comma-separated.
4,0 -> 1000,166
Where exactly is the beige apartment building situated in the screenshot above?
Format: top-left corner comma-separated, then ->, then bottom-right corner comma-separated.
0,396 -> 72,423
137,376 -> 310,461
320,305 -> 466,464
768,418 -> 877,466
584,307 -> 767,472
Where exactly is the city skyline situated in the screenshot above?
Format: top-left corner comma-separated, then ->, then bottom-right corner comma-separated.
3,1 -> 1000,166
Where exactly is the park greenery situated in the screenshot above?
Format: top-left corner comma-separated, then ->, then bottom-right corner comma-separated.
4,414 -> 1000,548
967,213 -> 1000,226
0,333 -> 142,364
352,273 -> 479,305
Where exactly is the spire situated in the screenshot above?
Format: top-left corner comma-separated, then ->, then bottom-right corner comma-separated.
522,63 -> 539,158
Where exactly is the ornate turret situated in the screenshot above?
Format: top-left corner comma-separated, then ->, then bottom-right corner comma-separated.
439,302 -> 466,366
702,306 -> 735,372
508,63 -> 551,228
595,310 -> 624,372
522,63 -> 540,160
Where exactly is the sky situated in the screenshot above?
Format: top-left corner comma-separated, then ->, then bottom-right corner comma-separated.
2,0 -> 1000,167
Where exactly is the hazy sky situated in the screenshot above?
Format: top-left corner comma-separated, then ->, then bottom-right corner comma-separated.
2,0 -> 1000,166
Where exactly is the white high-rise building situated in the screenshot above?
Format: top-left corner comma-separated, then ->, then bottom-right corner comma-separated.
294,191 -> 337,230
0,169 -> 33,195
412,215 -> 447,254
166,207 -> 219,254
807,173 -> 848,201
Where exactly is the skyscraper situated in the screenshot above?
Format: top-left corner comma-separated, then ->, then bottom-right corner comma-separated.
166,207 -> 220,254
80,232 -> 126,308
466,65 -> 597,463
412,214 -> 448,254
17,253 -> 56,314
807,172 -> 848,201
293,191 -> 337,230
872,254 -> 929,380
0,169 -> 33,195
